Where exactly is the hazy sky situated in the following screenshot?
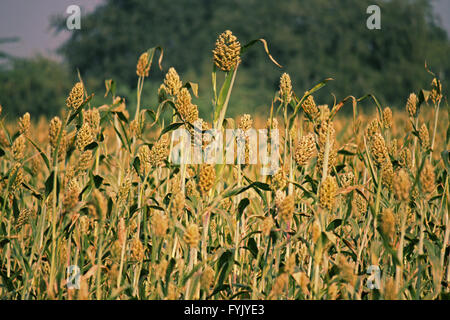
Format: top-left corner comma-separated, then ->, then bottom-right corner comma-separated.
0,0 -> 449,60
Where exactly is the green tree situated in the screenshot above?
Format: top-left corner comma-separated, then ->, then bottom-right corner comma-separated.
0,56 -> 72,118
48,0 -> 450,116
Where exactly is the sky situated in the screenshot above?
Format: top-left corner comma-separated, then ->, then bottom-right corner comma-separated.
0,0 -> 449,61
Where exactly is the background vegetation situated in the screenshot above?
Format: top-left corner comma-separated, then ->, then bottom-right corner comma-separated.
1,0 -> 450,118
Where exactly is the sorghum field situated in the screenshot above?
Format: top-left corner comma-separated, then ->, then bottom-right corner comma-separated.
0,30 -> 448,300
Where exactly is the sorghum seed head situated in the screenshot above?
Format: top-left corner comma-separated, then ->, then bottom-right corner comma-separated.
353,192 -> 367,215
337,255 -> 356,286
340,171 -> 355,189
118,175 -> 131,204
399,148 -> 412,169
261,216 -> 274,236
12,134 -> 26,161
319,176 -> 338,210
131,237 -> 145,261
379,208 -> 395,240
76,150 -> 93,172
271,273 -> 289,298
381,160 -> 394,189
152,212 -> 169,237
64,179 -> 80,210
171,192 -> 185,218
278,194 -> 295,222
16,208 -> 31,230
302,95 -> 319,119
382,107 -> 393,129
149,136 -> 170,167
76,122 -> 94,151
200,266 -> 215,290
84,109 -> 101,135
393,169 -> 411,202
175,88 -> 199,124
294,133 -> 316,166
317,120 -> 335,150
279,73 -> 292,104
317,105 -> 331,123
366,118 -> 381,138
184,223 -> 201,248
163,67 -> 183,96
406,93 -> 418,118
138,145 -> 151,174
430,78 -> 442,104
66,82 -> 84,111
136,52 -> 150,77
420,160 -> 435,194
212,30 -> 241,72
270,168 -> 287,191
198,164 -> 215,193
18,112 -> 30,135
419,123 -> 430,151
49,117 -> 62,148
238,114 -> 253,132
369,133 -> 388,166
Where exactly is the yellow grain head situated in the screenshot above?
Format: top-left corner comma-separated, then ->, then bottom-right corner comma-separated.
16,208 -> 31,230
131,236 -> 145,261
319,176 -> 338,210
294,133 -> 316,166
399,147 -> 412,169
200,266 -> 215,291
136,52 -> 150,77
278,194 -> 295,223
152,212 -> 169,238
84,108 -> 101,135
18,112 -> 31,135
381,160 -> 394,189
379,208 -> 396,240
270,168 -> 287,191
393,168 -> 411,202
12,134 -> 26,161
117,175 -> 131,205
49,116 -> 62,148
279,73 -> 292,104
419,123 -> 430,151
406,93 -> 418,118
75,122 -> 94,151
270,273 -> 288,298
171,192 -> 185,219
66,82 -> 84,111
212,30 -> 241,72
340,171 -> 354,189
198,164 -> 215,193
76,150 -> 93,172
238,114 -> 253,132
163,67 -> 183,96
369,133 -> 388,166
184,223 -> 200,248
149,135 -> 170,167
430,78 -> 442,105
382,107 -> 393,129
175,87 -> 199,123
260,216 -> 274,236
64,179 -> 80,210
301,95 -> 319,119
420,160 -> 435,195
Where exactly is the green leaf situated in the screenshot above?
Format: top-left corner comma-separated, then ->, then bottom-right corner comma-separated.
27,137 -> 50,171
237,198 -> 250,221
159,122 -> 184,138
45,171 -> 61,198
246,238 -> 258,259
326,219 -> 342,231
